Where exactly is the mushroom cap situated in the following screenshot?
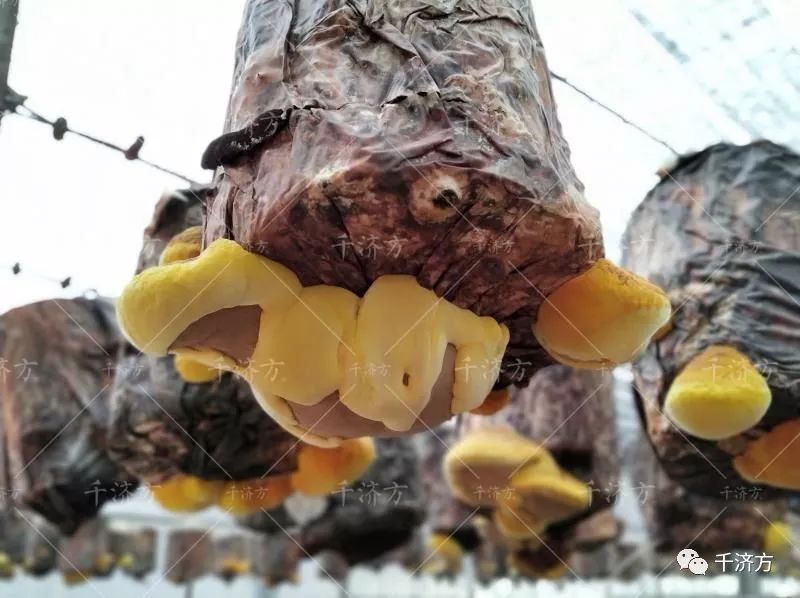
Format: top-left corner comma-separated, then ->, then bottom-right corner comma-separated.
665,345 -> 771,440
504,467 -> 592,526
150,476 -> 226,512
762,522 -> 793,559
290,438 -> 377,496
734,420 -> 800,490
533,259 -> 671,369
444,428 -> 557,507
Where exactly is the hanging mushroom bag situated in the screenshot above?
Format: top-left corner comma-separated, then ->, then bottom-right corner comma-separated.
116,0 -> 670,445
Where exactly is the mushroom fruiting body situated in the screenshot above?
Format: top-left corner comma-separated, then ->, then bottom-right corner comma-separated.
734,420 -> 800,489
173,353 -> 218,384
504,467 -> 592,527
762,522 -> 793,560
150,476 -> 226,512
423,533 -> 465,576
117,0 -> 679,444
664,345 -> 771,440
443,427 -> 558,507
118,238 -> 510,446
444,428 -> 591,545
533,259 -> 672,369
151,438 -> 375,513
290,438 -> 376,496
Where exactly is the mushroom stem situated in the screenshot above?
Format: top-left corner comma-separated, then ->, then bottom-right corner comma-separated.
533,259 -> 671,369
664,345 -> 771,440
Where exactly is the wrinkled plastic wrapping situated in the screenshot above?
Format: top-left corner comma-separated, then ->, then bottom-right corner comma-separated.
108,189 -> 300,482
203,0 -> 602,388
0,298 -> 136,534
237,438 -> 425,564
415,426 -> 479,548
630,428 -> 786,555
299,438 -> 426,564
623,141 -> 800,497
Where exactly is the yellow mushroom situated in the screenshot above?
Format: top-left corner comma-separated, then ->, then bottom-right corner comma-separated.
173,353 -> 218,384
734,420 -> 800,489
0,553 -> 13,579
159,226 -> 203,265
118,238 -> 509,446
503,466 -> 592,527
443,428 -> 558,507
533,259 -> 671,369
218,557 -> 251,579
159,226 -> 220,384
149,475 -> 226,512
62,570 -> 89,585
93,552 -> 116,576
664,345 -> 771,440
290,437 -> 376,496
762,521 -> 793,560
492,500 -> 546,541
116,553 -> 135,571
217,476 -> 294,514
422,533 -> 464,576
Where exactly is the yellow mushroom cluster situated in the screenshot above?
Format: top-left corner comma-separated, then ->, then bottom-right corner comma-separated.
444,428 -> 591,578
150,437 -> 375,514
117,225 -> 672,445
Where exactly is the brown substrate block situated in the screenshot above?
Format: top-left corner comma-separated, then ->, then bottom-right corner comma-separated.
622,141 -> 800,497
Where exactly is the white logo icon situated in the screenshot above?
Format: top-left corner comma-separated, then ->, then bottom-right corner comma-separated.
688,557 -> 709,575
676,548 -> 699,569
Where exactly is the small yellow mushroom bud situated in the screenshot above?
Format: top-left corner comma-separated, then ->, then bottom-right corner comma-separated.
290,437 -> 376,496
93,552 -> 116,575
218,557 -> 251,579
62,570 -> 89,585
173,353 -> 218,383
0,553 -> 14,579
734,420 -> 800,490
150,475 -> 225,512
762,521 -> 793,560
116,553 -> 135,571
665,345 -> 771,440
159,226 -> 203,266
533,259 -> 671,369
